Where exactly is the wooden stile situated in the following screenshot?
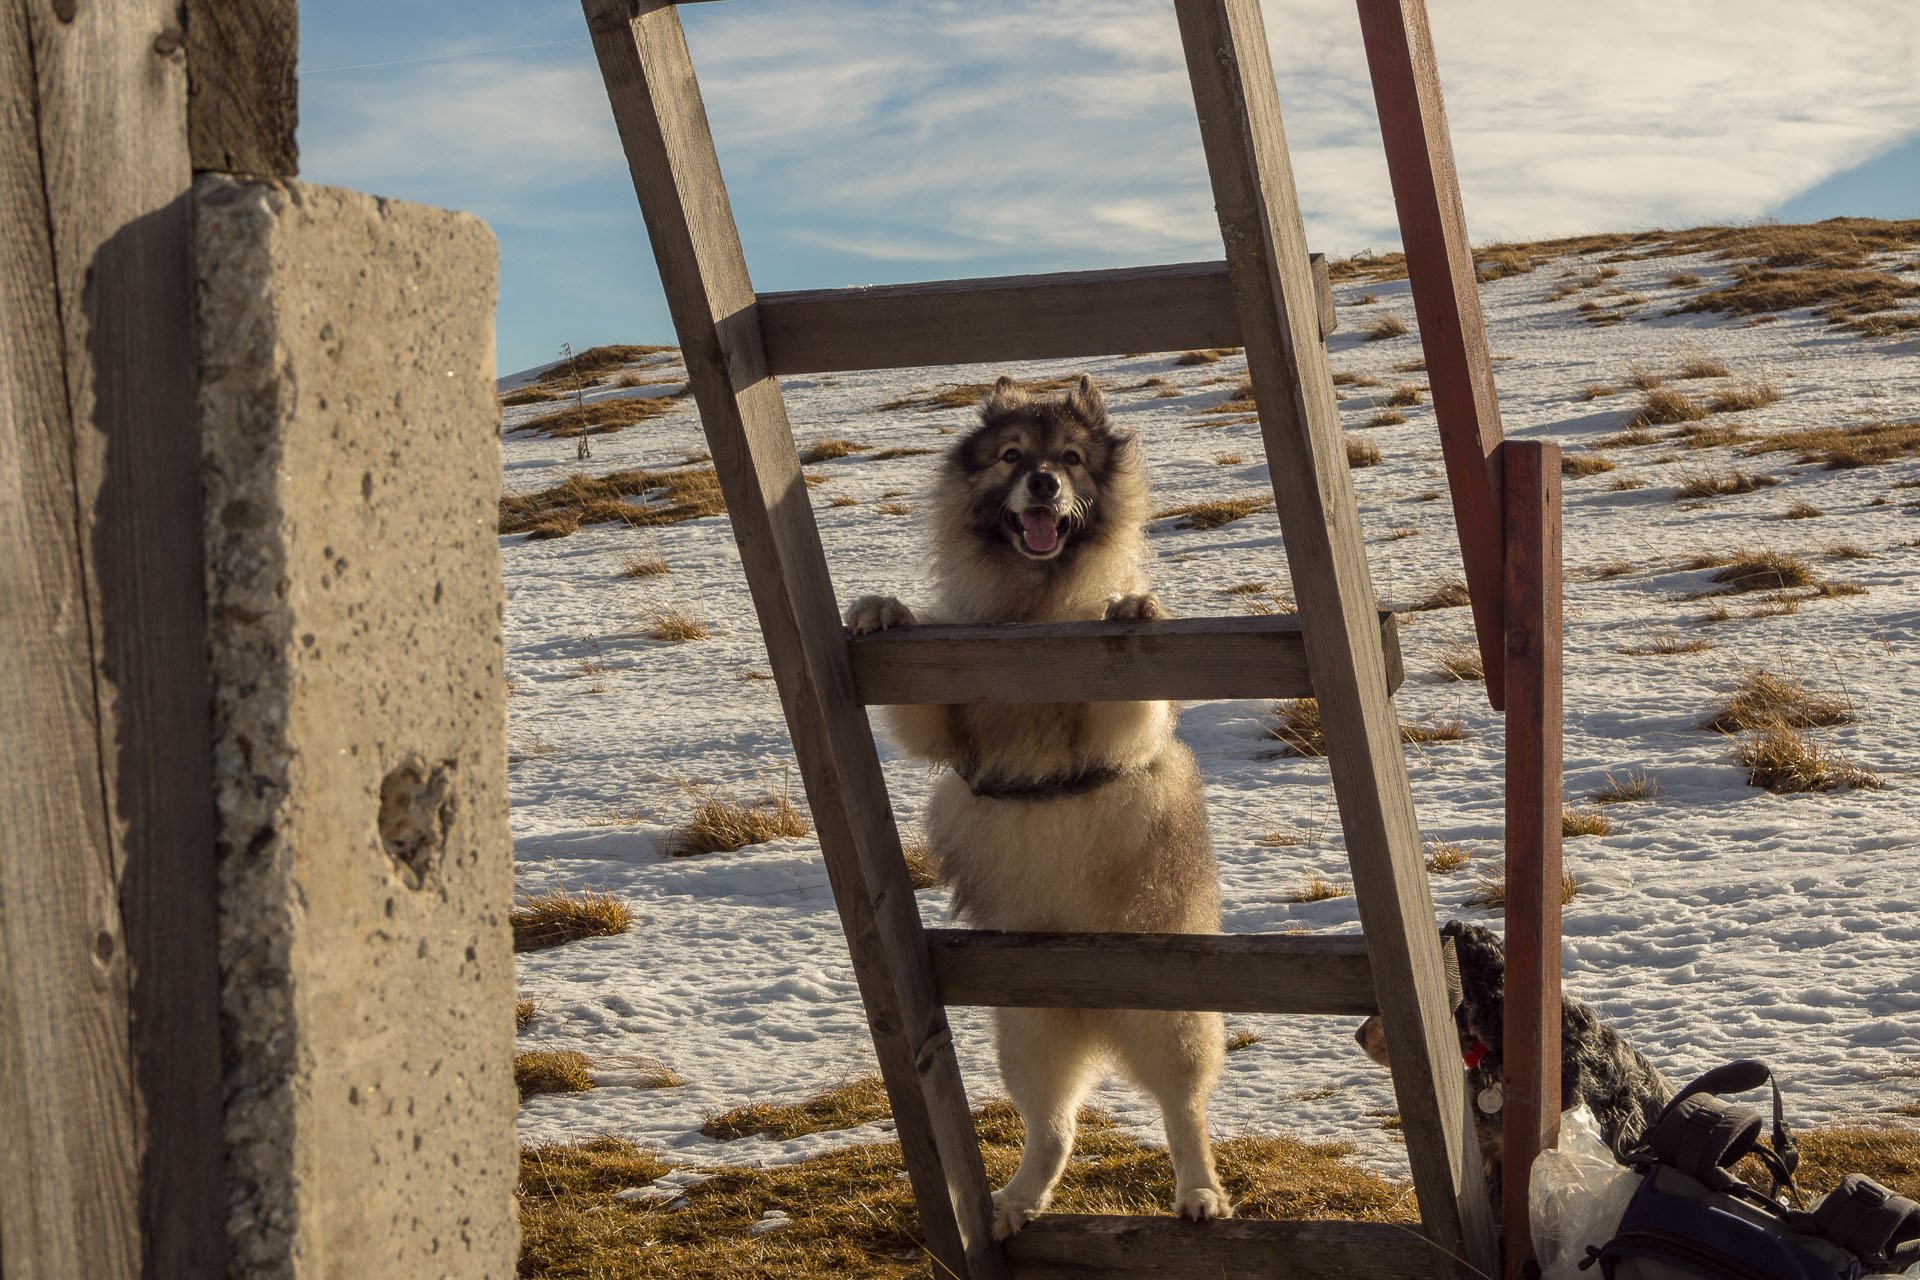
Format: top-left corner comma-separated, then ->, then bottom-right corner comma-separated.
1004,1215 -> 1443,1278
849,611 -> 1402,706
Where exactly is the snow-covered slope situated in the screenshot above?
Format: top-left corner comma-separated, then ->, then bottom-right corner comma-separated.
501,235 -> 1920,1174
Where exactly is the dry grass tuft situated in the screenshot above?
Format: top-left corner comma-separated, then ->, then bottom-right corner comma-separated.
1596,426 -> 1658,449
617,552 -> 670,579
1405,578 -> 1471,612
1562,807 -> 1612,837
513,391 -> 682,440
1563,453 -> 1617,476
1669,272 -> 1705,287
1400,719 -> 1467,745
869,446 -> 938,461
1424,841 -> 1471,873
512,889 -> 634,953
1591,769 -> 1659,804
1384,384 -> 1423,407
1611,476 -> 1649,491
501,385 -> 559,406
500,467 -> 725,538
1579,384 -> 1619,401
877,376 -> 1080,413
1365,313 -> 1410,341
1741,420 -> 1920,470
1475,247 -> 1540,281
1363,411 -> 1407,428
1212,452 -> 1245,466
1226,1029 -> 1264,1052
667,790 -> 812,858
1632,387 -> 1709,426
1288,875 -> 1350,903
828,495 -> 860,508
1331,371 -> 1382,387
1346,438 -> 1382,468
516,1049 -> 596,1100
702,1076 -> 892,1142
1676,355 -> 1732,380
1825,543 -> 1874,560
1708,378 -> 1781,414
1595,559 -> 1635,578
1435,643 -> 1484,682
1670,422 -> 1753,451
798,438 -> 870,464
1154,494 -> 1274,530
1784,501 -> 1824,520
1736,724 -> 1881,794
517,999 -> 539,1031
1465,869 -> 1584,910
1627,363 -> 1666,391
1707,549 -> 1815,593
1673,468 -> 1780,499
1705,669 -> 1854,733
1618,633 -> 1714,656
1176,349 -> 1222,365
533,344 -> 675,385
874,501 -> 914,516
900,836 -> 942,890
643,605 -> 711,642
1267,698 -> 1327,756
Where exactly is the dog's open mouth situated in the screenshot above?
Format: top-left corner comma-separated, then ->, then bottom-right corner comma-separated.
1007,507 -> 1066,558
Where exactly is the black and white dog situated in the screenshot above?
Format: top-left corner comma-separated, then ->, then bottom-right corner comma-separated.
1356,921 -> 1673,1208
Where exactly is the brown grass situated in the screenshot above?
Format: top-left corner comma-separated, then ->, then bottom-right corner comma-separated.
874,502 -> 914,516
1704,669 -> 1854,734
798,439 -> 870,464
828,495 -> 860,508
512,889 -> 634,953
500,467 -> 726,538
1563,453 -> 1616,476
1783,501 -> 1824,520
1611,476 -> 1649,491
1213,452 -> 1245,466
1631,387 -> 1709,426
1673,468 -> 1780,499
1364,313 -> 1410,341
1707,549 -> 1815,593
502,386 -> 560,406
1434,643 -> 1484,682
1331,371 -> 1382,388
1363,411 -> 1407,428
1271,698 -> 1465,753
1346,439 -> 1382,468
1591,769 -> 1659,804
617,552 -> 670,579
1176,349 -> 1222,365
899,837 -> 942,891
516,1050 -> 596,1100
1465,869 -> 1583,910
1474,247 -> 1540,281
1676,264 -> 1920,335
1676,355 -> 1732,379
1626,363 -> 1666,391
1287,875 -> 1350,903
517,999 -> 539,1031
1562,807 -> 1612,837
517,1098 -> 1424,1280
1595,426 -> 1658,449
643,605 -> 711,642
1226,1029 -> 1264,1052
703,1077 -> 893,1142
533,344 -> 675,385
1405,578 -> 1471,612
868,447 -> 939,461
1400,719 -> 1467,745
1741,420 -> 1920,470
1384,384 -> 1423,407
667,790 -> 812,857
1736,724 -> 1881,794
1669,422 -> 1752,451
1707,378 -> 1780,413
1579,384 -> 1619,401
1669,272 -> 1705,287
1154,494 -> 1274,529
1595,559 -> 1634,578
513,392 -> 682,439
877,376 -> 1080,413
1617,633 -> 1714,656
1424,841 -> 1471,873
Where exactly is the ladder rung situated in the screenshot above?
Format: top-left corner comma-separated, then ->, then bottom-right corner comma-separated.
757,257 -> 1334,375
927,929 -> 1376,1016
1004,1214 -> 1434,1278
847,612 -> 1402,706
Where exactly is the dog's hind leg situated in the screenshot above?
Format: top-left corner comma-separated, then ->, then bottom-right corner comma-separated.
992,1007 -> 1100,1239
1110,1009 -> 1232,1221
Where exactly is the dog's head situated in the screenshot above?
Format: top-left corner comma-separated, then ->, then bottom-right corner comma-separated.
937,375 -> 1144,568
1352,921 -> 1508,1075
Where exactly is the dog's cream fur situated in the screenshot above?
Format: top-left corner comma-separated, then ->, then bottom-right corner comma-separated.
845,375 -> 1229,1238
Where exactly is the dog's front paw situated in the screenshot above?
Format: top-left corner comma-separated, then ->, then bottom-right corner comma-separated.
845,594 -> 916,636
991,1190 -> 1043,1240
1103,591 -> 1165,621
1173,1186 -> 1232,1222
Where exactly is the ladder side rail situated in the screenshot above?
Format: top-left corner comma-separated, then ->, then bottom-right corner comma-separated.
1173,1 -> 1495,1275
1004,1215 -> 1437,1278
1355,0 -> 1510,709
1499,440 -> 1565,1279
581,5 -> 1003,1275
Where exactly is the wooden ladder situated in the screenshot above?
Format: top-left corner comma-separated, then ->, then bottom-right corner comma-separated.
584,2 -> 1565,1277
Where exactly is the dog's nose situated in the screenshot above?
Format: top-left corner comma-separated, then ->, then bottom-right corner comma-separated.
1028,470 -> 1060,498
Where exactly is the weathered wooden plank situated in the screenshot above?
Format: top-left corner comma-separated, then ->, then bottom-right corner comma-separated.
185,0 -> 299,175
1356,0 -> 1508,711
757,256 -> 1334,375
582,3 -> 1003,1276
1500,440 -> 1563,1279
0,7 -> 142,1276
1174,2 -> 1494,1276
17,0 -> 228,1273
848,612 -> 1401,705
1004,1214 -> 1441,1278
927,930 -> 1375,1015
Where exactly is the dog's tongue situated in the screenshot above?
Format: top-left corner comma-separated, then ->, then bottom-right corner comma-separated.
1021,510 -> 1058,553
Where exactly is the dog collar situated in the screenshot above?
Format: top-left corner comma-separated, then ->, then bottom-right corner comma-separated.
961,762 -> 1133,801
1463,1040 -> 1490,1071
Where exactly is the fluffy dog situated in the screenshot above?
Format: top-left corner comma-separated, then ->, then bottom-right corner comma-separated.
845,375 -> 1230,1238
1355,921 -> 1673,1210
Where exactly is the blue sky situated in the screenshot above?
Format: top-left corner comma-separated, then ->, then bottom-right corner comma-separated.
299,2 -> 1920,377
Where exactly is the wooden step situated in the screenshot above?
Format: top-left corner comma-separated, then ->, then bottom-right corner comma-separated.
757,256 -> 1334,375
1003,1214 -> 1437,1278
847,612 -> 1401,706
927,930 -> 1375,1015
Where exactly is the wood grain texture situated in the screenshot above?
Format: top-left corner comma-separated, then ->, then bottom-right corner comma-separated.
28,0 -> 227,1268
1175,2 -> 1494,1275
927,930 -> 1376,1014
1355,0 -> 1508,711
185,0 -> 298,175
583,3 -> 1003,1274
1003,1214 -> 1443,1278
848,612 -> 1401,705
757,255 -> 1334,375
1499,441 -> 1563,1279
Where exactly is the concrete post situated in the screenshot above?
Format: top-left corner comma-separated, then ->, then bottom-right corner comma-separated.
195,174 -> 516,1279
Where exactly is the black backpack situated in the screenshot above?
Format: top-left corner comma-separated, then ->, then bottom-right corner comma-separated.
1586,1060 -> 1920,1279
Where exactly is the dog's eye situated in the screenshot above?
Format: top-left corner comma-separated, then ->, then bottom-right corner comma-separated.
1000,447 -> 1020,464
1062,449 -> 1083,467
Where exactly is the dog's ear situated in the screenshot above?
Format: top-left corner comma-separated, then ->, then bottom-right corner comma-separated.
981,375 -> 1029,419
1064,374 -> 1108,430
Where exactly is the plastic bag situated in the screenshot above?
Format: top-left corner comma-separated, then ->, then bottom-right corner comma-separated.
1529,1103 -> 1642,1280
